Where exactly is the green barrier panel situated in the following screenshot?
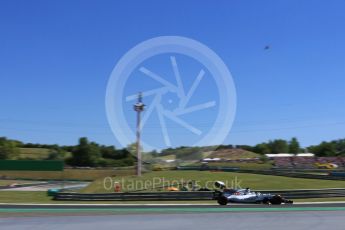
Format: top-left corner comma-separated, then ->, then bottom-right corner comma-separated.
0,160 -> 64,171
47,188 -> 62,196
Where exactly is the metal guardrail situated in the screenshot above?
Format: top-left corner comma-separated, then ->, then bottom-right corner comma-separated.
54,191 -> 214,201
54,188 -> 345,201
257,188 -> 345,199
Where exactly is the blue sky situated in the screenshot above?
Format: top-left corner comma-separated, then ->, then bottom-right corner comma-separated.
0,0 -> 345,149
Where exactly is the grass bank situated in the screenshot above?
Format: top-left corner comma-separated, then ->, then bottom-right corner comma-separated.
0,168 -> 135,181
82,170 -> 345,193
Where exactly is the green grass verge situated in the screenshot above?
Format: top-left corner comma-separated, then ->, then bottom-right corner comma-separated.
2,171 -> 345,204
155,155 -> 176,161
0,191 -> 52,203
293,197 -> 345,202
81,170 -> 345,193
0,168 -> 135,181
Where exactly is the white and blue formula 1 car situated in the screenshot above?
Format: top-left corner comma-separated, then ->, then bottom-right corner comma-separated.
214,181 -> 293,206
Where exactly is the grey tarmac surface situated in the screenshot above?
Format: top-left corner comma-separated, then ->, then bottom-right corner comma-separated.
1,211 -> 345,230
1,202 -> 345,209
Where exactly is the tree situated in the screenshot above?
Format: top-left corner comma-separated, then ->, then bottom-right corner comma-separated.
308,141 -> 337,156
333,139 -> 345,155
269,139 -> 289,153
0,137 -> 18,159
100,146 -> 118,159
289,137 -> 300,154
69,137 -> 101,166
259,154 -> 269,163
253,143 -> 271,154
46,148 -> 67,160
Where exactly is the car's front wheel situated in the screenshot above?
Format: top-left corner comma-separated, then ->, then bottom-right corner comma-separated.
269,195 -> 283,205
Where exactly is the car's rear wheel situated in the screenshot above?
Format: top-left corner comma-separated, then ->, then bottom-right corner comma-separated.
217,196 -> 228,205
262,198 -> 270,205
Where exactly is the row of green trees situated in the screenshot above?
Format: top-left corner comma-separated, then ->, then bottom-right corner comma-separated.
247,137 -> 302,154
1,136 -> 345,166
157,138 -> 303,160
308,139 -> 345,156
0,137 -> 135,167
246,138 -> 345,156
159,138 -> 345,157
66,137 -> 135,167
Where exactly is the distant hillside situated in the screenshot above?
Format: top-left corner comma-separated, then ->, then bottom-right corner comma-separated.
157,148 -> 260,162
207,148 -> 260,160
14,148 -> 51,160
9,148 -> 72,160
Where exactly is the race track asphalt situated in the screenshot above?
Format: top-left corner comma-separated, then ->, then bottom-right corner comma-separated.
1,210 -> 345,230
2,202 -> 345,210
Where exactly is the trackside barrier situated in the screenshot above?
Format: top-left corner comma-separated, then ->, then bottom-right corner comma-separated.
54,188 -> 345,201
54,191 -> 214,201
257,188 -> 345,199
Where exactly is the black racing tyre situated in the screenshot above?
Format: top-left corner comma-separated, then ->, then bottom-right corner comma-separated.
269,195 -> 283,205
262,197 -> 270,205
284,199 -> 293,204
217,196 -> 228,205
